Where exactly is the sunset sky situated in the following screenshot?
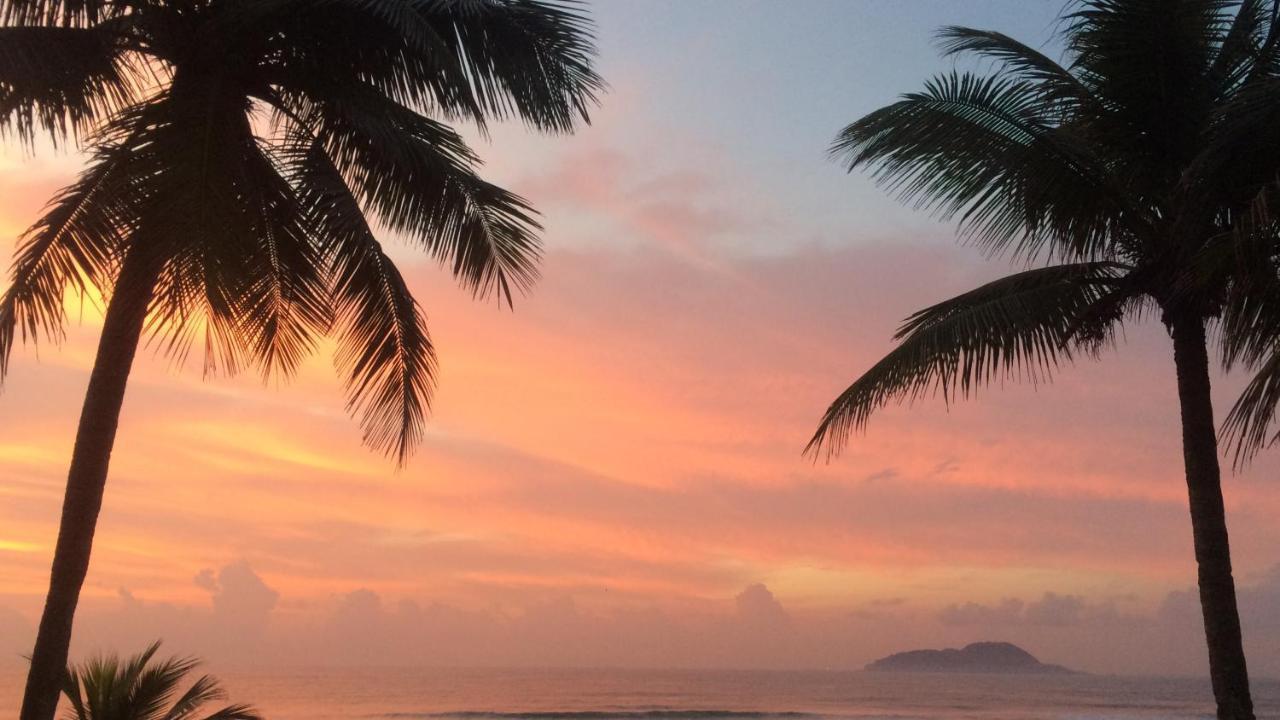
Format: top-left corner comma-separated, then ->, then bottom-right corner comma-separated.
2,0 -> 1280,678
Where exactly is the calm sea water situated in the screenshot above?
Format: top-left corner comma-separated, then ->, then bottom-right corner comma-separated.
5,667 -> 1280,719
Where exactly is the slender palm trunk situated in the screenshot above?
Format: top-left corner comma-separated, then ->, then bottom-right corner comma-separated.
1170,315 -> 1254,720
19,244 -> 161,720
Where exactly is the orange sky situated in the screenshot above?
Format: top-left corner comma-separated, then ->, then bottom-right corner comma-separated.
3,1 -> 1280,678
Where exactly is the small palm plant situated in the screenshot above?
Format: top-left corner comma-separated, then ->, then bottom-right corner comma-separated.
61,642 -> 261,720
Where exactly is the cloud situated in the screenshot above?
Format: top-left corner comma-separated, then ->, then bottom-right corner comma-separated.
939,598 -> 1025,627
200,561 -> 279,637
4,560 -> 1272,678
1025,593 -> 1086,627
1158,565 -> 1280,675
41,562 -> 283,664
927,569 -> 1280,677
735,583 -> 790,627
940,593 -> 1092,628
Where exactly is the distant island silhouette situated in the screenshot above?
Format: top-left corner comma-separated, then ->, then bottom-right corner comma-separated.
866,641 -> 1075,674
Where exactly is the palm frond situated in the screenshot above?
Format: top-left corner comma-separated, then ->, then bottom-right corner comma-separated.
61,664 -> 89,720
161,674 -> 224,720
71,641 -> 160,720
115,85 -> 330,378
1218,182 -> 1280,464
62,642 -> 261,720
0,139 -> 142,380
253,0 -> 601,132
419,0 -> 603,132
807,262 -> 1126,459
832,71 -> 1146,262
1065,0 -> 1233,181
273,82 -> 542,303
290,139 -> 436,463
1185,75 -> 1280,208
229,137 -> 331,378
936,26 -> 1096,114
0,23 -> 141,146
195,705 -> 262,720
1217,180 -> 1280,363
125,654 -> 200,720
1,0 -> 117,27
1206,0 -> 1273,94
1222,344 -> 1280,465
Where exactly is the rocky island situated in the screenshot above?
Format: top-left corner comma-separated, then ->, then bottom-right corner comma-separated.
865,641 -> 1074,674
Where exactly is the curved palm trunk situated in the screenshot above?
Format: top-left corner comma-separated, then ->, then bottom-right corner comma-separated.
19,245 -> 161,720
1170,316 -> 1254,720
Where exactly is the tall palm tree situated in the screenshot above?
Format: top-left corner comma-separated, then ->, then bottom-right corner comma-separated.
61,642 -> 261,720
0,1 -> 601,718
808,1 -> 1280,718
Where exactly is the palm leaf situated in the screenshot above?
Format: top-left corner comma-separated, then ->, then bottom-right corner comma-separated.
196,705 -> 262,720
1222,343 -> 1280,465
1218,184 -> 1280,464
290,139 -> 437,463
271,81 -> 542,303
832,71 -> 1147,262
62,642 -> 262,720
1064,0 -> 1233,185
124,654 -> 200,720
249,0 -> 601,133
1,0 -> 117,27
0,138 -> 142,380
1185,75 -> 1280,209
807,262 -> 1126,458
1206,0 -> 1273,94
61,664 -> 88,720
420,0 -> 603,132
229,136 -> 331,378
936,26 -> 1097,113
161,674 -> 225,720
110,85 -> 330,378
0,22 -> 141,146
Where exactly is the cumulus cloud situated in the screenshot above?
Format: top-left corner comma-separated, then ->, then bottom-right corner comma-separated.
1,562 -> 1268,678
1025,593 -> 1086,627
735,583 -> 789,628
927,570 -> 1280,677
940,593 -> 1098,628
198,561 -> 279,637
938,598 -> 1025,627
43,577 -> 815,669
1157,566 -> 1280,675
37,562 -> 284,664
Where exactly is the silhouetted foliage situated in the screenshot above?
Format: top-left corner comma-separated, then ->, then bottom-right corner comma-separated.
0,0 -> 602,460
62,642 -> 261,720
0,2 -> 602,718
812,2 -> 1280,718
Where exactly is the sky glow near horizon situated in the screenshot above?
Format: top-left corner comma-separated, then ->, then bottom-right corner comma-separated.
2,0 -> 1280,677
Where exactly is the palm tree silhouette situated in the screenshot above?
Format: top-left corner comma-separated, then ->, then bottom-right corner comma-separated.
61,642 -> 261,720
0,1 -> 601,718
808,2 -> 1280,718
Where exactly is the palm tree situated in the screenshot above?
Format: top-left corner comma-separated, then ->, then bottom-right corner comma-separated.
807,2 -> 1280,718
61,642 -> 261,720
0,1 -> 601,718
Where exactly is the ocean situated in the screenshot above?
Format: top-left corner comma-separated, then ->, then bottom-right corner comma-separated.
8,667 -> 1275,720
